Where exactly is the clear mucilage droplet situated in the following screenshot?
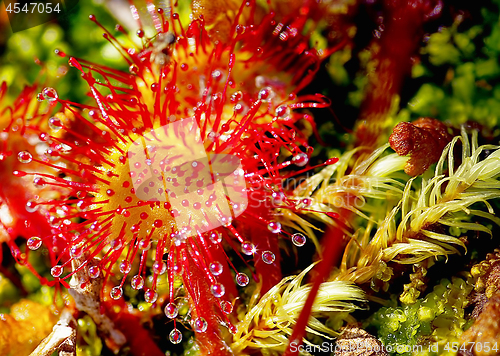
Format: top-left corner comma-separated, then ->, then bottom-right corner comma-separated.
88,266 -> 100,279
209,231 -> 222,244
262,250 -> 276,264
221,300 -> 233,314
131,275 -> 144,290
110,286 -> 123,300
25,200 -> 38,213
211,283 -> 225,298
119,260 -> 132,274
267,221 -> 281,234
70,245 -> 83,258
209,261 -> 223,276
292,153 -> 309,167
241,241 -> 256,255
144,289 -> 158,303
165,303 -> 179,318
193,317 -> 208,333
48,117 -> 63,131
236,272 -> 249,287
258,87 -> 274,101
152,261 -> 167,275
51,265 -> 63,278
42,87 -> 58,102
27,237 -> 42,250
292,233 -> 307,247
169,329 -> 182,344
17,151 -> 33,163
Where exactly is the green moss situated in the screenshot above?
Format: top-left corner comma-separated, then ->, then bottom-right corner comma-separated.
367,276 -> 474,355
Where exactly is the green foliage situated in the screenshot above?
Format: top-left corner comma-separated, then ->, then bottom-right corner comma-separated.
0,0 -> 125,104
408,3 -> 500,130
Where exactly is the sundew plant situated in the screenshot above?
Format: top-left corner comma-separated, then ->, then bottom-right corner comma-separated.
1,1 -> 500,356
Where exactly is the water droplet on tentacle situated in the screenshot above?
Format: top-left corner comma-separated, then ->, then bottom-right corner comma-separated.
292,153 -> 309,167
267,221 -> 281,234
211,283 -> 225,298
209,231 -> 222,244
18,151 -> 32,163
152,261 -> 167,275
165,303 -> 178,318
236,272 -> 249,287
193,317 -> 208,333
209,262 -> 223,276
169,329 -> 182,344
241,241 -> 256,255
88,266 -> 100,279
70,245 -> 83,258
42,87 -> 58,102
110,286 -> 123,300
292,233 -> 307,247
51,265 -> 63,278
48,117 -> 63,131
144,289 -> 158,303
119,260 -> 132,274
262,250 -> 276,264
221,300 -> 233,314
131,275 -> 144,290
27,237 -> 42,250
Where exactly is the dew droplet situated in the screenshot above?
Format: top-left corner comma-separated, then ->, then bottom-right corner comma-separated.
209,231 -> 222,244
169,329 -> 182,344
110,286 -> 123,300
221,300 -> 233,314
153,261 -> 167,275
258,87 -> 273,101
172,264 -> 183,275
129,64 -> 139,74
292,153 -> 309,167
172,232 -> 187,246
211,283 -> 225,298
33,177 -> 46,188
110,239 -> 123,251
241,241 -> 256,255
27,237 -> 42,250
144,289 -> 158,303
209,262 -> 223,276
131,275 -> 144,290
228,324 -> 238,334
275,105 -> 290,119
262,250 -> 276,264
48,117 -> 63,131
236,272 -> 249,287
300,198 -> 312,207
51,265 -> 63,278
13,170 -> 26,177
18,151 -> 33,163
42,87 -> 58,102
220,216 -> 232,227
292,233 -> 307,247
271,191 -> 286,205
165,303 -> 178,318
267,221 -> 281,234
70,245 -> 83,258
193,317 -> 208,333
119,260 -> 132,274
88,266 -> 100,279
138,239 -> 151,250
25,200 -> 38,213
